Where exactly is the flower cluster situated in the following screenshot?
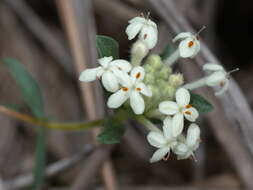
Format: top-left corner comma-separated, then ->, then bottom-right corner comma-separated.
79,14 -> 238,163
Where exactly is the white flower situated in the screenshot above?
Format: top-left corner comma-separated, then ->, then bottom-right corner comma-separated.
173,32 -> 200,58
173,123 -> 200,160
159,88 -> 199,137
147,117 -> 178,163
203,63 -> 238,96
79,56 -> 132,92
126,16 -> 158,49
107,66 -> 152,114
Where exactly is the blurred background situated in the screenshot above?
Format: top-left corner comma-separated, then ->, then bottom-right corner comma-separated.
0,0 -> 253,190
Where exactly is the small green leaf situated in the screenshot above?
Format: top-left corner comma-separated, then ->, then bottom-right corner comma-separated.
190,93 -> 214,113
3,58 -> 44,118
96,35 -> 119,59
2,58 -> 46,189
160,44 -> 175,60
97,118 -> 125,144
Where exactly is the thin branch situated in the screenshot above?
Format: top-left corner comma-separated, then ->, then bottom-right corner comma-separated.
0,105 -> 103,131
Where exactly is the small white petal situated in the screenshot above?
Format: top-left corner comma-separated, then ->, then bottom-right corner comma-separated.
101,71 -> 119,92
126,22 -> 143,40
117,72 -> 133,87
159,101 -> 179,115
163,117 -> 173,140
129,16 -> 146,24
150,147 -> 170,163
110,60 -> 132,73
178,38 -> 200,58
79,68 -> 99,82
98,56 -> 113,67
147,19 -> 157,28
173,143 -> 188,156
172,113 -> 184,137
215,79 -> 229,96
131,66 -> 145,82
183,107 -> 199,122
107,89 -> 129,108
203,63 -> 224,71
205,71 -> 226,87
186,124 -> 200,147
172,32 -> 192,43
136,82 -> 152,97
176,88 -> 190,107
147,131 -> 166,148
140,25 -> 158,49
130,91 -> 145,114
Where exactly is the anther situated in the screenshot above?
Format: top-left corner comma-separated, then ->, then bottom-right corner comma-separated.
122,87 -> 128,91
136,87 -> 141,91
185,104 -> 192,109
188,41 -> 194,48
136,72 -> 141,79
185,111 -> 192,115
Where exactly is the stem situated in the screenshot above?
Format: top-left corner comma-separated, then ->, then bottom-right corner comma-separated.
0,105 -> 104,130
183,77 -> 207,90
145,109 -> 164,120
135,115 -> 162,133
164,49 -> 180,66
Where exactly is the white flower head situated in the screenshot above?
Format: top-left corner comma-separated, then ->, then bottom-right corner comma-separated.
173,123 -> 200,160
203,63 -> 239,96
173,27 -> 205,58
159,88 -> 199,137
107,66 -> 152,114
79,56 -> 132,92
147,117 -> 178,163
126,15 -> 158,49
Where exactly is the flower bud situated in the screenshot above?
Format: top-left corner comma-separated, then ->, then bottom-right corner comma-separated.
158,66 -> 172,80
144,73 -> 155,84
163,85 -> 176,100
168,73 -> 184,87
145,54 -> 162,70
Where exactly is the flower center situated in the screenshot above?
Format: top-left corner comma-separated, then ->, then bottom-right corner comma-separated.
144,34 -> 148,39
122,87 -> 129,91
188,41 -> 194,48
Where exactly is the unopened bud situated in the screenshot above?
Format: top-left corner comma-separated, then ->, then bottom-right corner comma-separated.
168,73 -> 184,87
145,54 -> 162,70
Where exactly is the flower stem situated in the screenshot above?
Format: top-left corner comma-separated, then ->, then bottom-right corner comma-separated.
183,77 -> 207,90
0,105 -> 104,130
145,109 -> 164,120
135,115 -> 162,133
164,49 -> 180,66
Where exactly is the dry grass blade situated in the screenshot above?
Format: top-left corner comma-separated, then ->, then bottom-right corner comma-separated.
55,0 -> 117,189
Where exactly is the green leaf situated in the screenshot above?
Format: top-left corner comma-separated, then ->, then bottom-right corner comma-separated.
3,58 -> 44,118
96,35 -> 119,59
97,117 -> 125,144
190,93 -> 214,113
2,58 -> 46,189
160,44 -> 175,60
